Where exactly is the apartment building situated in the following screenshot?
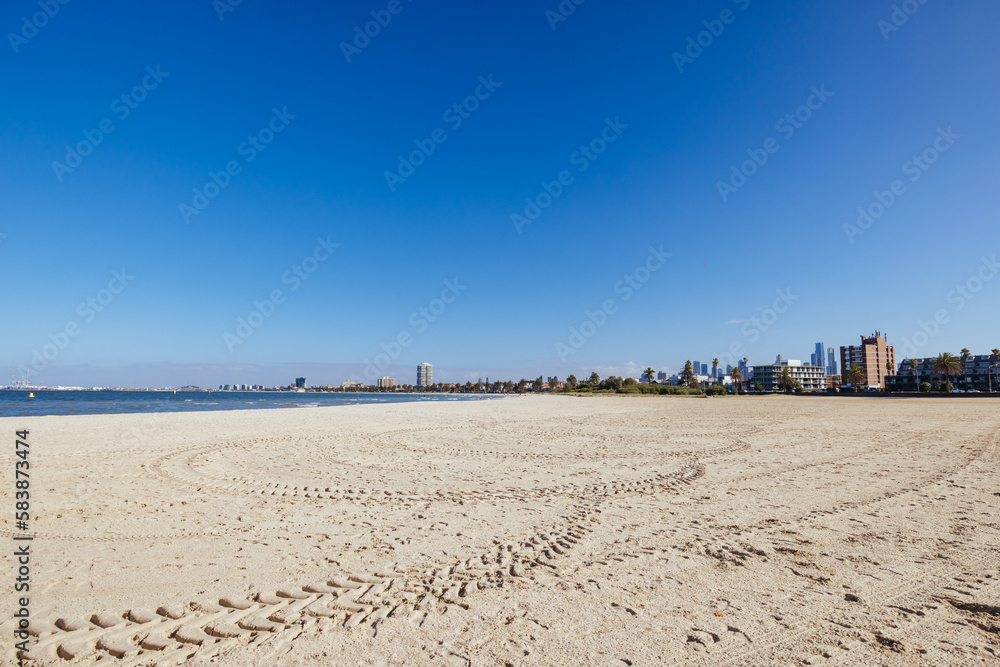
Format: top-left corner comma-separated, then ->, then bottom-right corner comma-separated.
750,359 -> 826,392
840,332 -> 894,389
416,363 -> 433,387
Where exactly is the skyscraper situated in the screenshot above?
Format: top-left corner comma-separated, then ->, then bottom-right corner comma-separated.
416,363 -> 433,387
815,343 -> 825,372
827,347 -> 838,376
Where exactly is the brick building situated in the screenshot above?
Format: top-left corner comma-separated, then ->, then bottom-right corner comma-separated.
840,332 -> 895,389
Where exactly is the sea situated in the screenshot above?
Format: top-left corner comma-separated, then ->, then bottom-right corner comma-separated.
0,390 -> 501,418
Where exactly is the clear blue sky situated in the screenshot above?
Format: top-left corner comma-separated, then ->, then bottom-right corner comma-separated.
2,0 -> 998,387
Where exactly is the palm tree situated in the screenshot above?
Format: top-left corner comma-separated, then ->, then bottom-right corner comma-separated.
742,357 -> 749,393
909,359 -> 918,393
844,363 -> 866,392
730,366 -> 743,394
932,352 -> 962,391
643,367 -> 656,383
566,374 -> 577,388
532,378 -> 543,393
960,348 -> 972,388
681,361 -> 694,386
778,367 -> 796,393
712,358 -> 719,379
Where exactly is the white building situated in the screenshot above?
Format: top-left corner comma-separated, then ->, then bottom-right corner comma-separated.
750,359 -> 826,392
417,363 -> 433,388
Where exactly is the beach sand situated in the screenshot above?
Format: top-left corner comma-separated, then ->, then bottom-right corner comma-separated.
1,395 -> 998,665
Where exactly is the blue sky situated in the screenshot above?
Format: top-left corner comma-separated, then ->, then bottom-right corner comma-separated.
2,0 -> 999,387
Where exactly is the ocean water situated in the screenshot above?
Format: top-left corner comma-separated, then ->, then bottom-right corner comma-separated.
0,390 -> 500,418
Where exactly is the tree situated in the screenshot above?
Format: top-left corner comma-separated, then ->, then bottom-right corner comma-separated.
516,379 -> 527,394
730,366 -> 743,394
602,376 -> 624,391
712,358 -> 719,379
566,374 -> 577,388
643,367 -> 656,383
844,363 -> 866,392
960,348 -> 972,388
778,367 -> 796,393
681,361 -> 695,386
588,372 -> 600,386
753,382 -> 763,392
532,378 -> 543,393
742,357 -> 749,393
932,352 -> 962,390
909,359 -> 918,393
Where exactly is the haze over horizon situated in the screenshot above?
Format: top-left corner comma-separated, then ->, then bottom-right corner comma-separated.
3,0 -> 999,388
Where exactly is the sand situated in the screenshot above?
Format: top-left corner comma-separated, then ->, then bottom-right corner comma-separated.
1,394 -> 998,666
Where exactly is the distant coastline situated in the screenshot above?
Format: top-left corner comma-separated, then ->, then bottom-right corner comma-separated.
0,389 -> 501,418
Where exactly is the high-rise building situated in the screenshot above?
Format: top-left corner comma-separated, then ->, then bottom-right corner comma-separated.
417,363 -> 433,387
656,371 -> 667,381
813,343 -> 826,373
701,363 -> 708,376
378,377 -> 397,389
827,347 -> 838,376
840,332 -> 894,389
691,361 -> 700,377
294,377 -> 306,389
